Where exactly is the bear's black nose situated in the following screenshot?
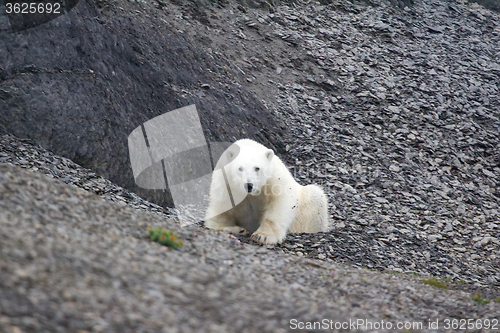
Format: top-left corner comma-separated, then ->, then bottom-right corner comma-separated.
244,183 -> 253,193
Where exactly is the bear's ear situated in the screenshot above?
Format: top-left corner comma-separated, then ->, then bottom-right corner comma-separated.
266,149 -> 274,161
223,143 -> 240,165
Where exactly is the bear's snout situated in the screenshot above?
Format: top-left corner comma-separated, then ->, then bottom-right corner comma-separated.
244,183 -> 254,193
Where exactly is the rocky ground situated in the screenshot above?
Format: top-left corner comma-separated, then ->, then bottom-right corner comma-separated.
1,135 -> 500,333
2,0 -> 500,331
160,0 -> 500,286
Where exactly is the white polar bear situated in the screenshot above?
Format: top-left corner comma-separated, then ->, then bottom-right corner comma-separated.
205,139 -> 329,245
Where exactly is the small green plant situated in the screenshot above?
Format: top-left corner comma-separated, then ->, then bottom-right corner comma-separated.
439,276 -> 453,283
148,227 -> 184,249
422,277 -> 448,289
494,297 -> 500,303
472,293 -> 489,305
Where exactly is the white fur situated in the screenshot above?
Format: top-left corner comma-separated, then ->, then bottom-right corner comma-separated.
205,139 -> 329,245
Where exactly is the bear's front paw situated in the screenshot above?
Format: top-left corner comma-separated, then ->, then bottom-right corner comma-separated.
251,230 -> 284,245
221,226 -> 250,235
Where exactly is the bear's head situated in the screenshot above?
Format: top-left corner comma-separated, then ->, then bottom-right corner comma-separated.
225,143 -> 274,196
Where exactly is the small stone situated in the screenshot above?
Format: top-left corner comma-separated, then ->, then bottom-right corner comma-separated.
474,237 -> 491,248
427,26 -> 444,33
389,164 -> 400,172
388,106 -> 400,114
373,22 -> 390,31
482,169 -> 496,178
325,79 -> 336,87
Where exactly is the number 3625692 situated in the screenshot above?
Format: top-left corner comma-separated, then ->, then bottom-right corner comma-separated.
5,2 -> 62,14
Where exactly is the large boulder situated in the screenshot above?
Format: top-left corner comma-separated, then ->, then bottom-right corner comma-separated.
0,0 -> 284,208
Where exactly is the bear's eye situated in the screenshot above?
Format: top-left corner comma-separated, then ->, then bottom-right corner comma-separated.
255,167 -> 260,172
238,167 -> 244,172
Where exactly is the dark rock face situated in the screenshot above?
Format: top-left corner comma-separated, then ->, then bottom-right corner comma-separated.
0,0 -> 284,207
471,0 -> 500,13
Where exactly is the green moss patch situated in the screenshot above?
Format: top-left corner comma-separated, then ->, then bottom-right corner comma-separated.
422,278 -> 448,289
472,293 -> 490,305
148,226 -> 184,249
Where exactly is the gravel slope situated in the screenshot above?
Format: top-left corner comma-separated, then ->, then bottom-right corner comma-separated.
2,0 -> 500,330
159,0 -> 500,287
1,154 -> 499,333
1,134 -> 500,332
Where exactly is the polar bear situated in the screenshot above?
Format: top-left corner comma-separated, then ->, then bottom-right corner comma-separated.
204,139 -> 329,245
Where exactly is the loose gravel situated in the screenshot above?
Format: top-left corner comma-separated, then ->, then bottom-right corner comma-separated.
2,0 -> 500,330
1,134 -> 500,332
161,0 -> 500,288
